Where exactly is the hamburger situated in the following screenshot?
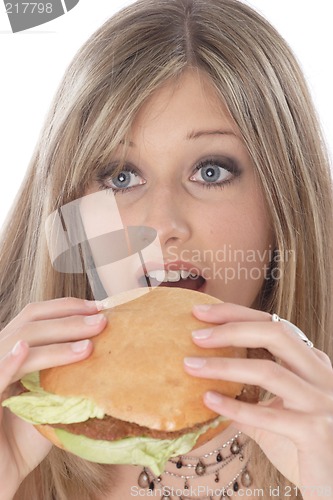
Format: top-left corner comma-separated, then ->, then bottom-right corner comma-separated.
3,287 -> 258,475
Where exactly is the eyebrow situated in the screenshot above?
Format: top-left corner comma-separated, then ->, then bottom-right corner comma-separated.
186,129 -> 237,140
121,129 -> 238,148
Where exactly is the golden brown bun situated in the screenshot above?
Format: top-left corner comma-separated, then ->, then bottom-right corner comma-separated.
40,288 -> 246,432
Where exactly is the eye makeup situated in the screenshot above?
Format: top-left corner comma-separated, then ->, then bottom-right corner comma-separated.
95,154 -> 242,194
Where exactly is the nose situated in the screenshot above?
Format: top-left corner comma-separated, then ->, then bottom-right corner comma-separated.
139,184 -> 192,249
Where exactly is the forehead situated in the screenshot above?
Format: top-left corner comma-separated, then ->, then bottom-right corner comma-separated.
129,69 -> 238,141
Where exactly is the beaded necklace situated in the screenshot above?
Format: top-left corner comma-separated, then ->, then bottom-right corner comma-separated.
137,431 -> 253,499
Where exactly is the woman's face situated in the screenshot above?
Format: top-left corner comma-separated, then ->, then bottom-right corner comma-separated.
86,70 -> 274,306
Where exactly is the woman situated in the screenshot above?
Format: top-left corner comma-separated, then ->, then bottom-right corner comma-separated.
0,0 -> 332,498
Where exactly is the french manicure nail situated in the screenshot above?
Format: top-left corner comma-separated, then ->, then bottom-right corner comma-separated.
72,339 -> 90,353
193,304 -> 211,312
184,357 -> 206,369
192,328 -> 213,339
84,300 -> 104,311
205,391 -> 223,405
11,340 -> 25,356
84,313 -> 105,325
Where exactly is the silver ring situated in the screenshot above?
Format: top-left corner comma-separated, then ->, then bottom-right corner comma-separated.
272,314 -> 314,348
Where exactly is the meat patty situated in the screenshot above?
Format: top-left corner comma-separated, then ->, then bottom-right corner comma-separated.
49,378 -> 260,441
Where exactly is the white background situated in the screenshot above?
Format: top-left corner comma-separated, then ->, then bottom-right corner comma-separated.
0,1 -> 332,230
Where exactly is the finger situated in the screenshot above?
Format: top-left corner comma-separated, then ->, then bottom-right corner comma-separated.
0,313 -> 107,354
12,338 -> 94,382
0,341 -> 29,398
191,321 -> 331,391
18,297 -> 103,322
202,391 -> 333,449
1,298 -> 104,347
17,313 -> 107,347
184,357 -> 327,413
192,302 -> 271,324
312,349 -> 333,368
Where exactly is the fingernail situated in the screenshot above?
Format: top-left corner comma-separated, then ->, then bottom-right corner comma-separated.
192,328 -> 213,340
205,391 -> 223,405
72,339 -> 91,353
84,313 -> 105,325
184,357 -> 206,369
11,340 -> 26,357
84,300 -> 104,311
193,304 -> 211,312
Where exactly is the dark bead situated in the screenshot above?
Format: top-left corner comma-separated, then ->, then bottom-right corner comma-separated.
216,452 -> 222,462
230,440 -> 240,454
241,470 -> 253,487
195,460 -> 206,476
176,459 -> 183,469
220,492 -> 230,499
215,472 -> 219,483
233,481 -> 239,492
138,471 -> 149,488
148,481 -> 155,491
162,487 -> 171,498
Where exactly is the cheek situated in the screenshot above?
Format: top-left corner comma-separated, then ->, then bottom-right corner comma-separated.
200,213 -> 273,269
228,184 -> 271,248
198,197 -> 274,306
232,211 -> 272,252
200,196 -> 271,245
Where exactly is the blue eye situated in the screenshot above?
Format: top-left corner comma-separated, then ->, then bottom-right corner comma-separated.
97,167 -> 145,193
190,158 -> 239,187
111,171 -> 137,189
198,164 -> 225,183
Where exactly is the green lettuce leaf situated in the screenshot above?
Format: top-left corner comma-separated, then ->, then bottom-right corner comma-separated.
2,371 -> 227,474
2,372 -> 105,424
55,415 -> 226,475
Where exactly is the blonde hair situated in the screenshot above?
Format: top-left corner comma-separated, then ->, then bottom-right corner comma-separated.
1,0 -> 332,498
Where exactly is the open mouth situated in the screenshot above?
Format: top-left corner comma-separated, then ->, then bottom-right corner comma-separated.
138,269 -> 206,292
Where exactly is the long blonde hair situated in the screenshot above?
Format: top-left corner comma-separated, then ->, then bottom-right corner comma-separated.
1,0 -> 332,498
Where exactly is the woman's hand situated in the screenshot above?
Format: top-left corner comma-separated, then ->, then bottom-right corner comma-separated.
0,298 -> 107,499
184,302 -> 333,500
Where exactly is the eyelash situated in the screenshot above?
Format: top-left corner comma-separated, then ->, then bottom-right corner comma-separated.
96,157 -> 240,194
96,164 -> 142,195
192,158 -> 240,189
